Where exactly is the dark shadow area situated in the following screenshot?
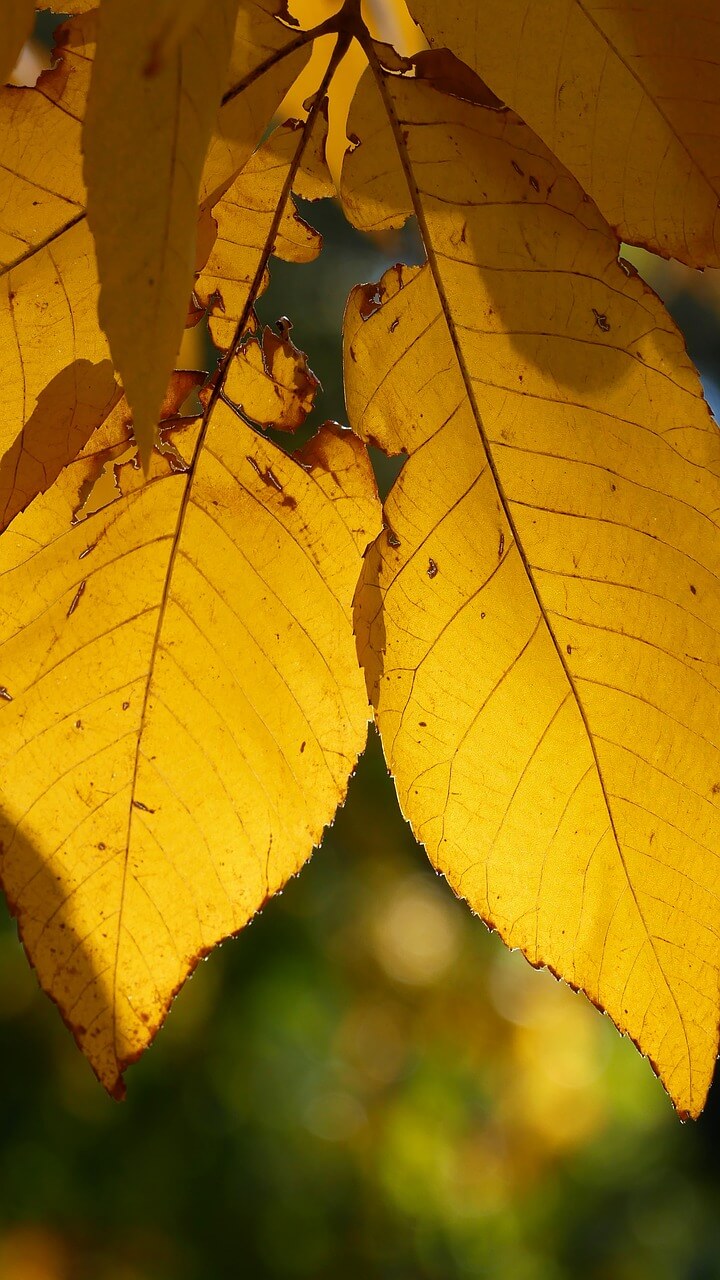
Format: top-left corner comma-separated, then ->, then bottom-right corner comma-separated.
256,198 -> 421,499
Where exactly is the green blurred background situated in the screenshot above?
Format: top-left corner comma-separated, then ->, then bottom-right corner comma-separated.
4,18 -> 720,1280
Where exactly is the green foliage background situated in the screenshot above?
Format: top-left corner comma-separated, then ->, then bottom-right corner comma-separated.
3,22 -> 720,1279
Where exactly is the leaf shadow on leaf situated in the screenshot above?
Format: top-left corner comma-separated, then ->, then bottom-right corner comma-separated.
0,358 -> 120,535
462,198 -> 637,398
0,820 -> 123,1097
353,536 -> 387,706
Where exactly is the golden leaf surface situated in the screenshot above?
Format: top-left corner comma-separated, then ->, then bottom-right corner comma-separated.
193,0 -> 315,210
196,120 -> 326,351
0,14 -> 119,529
142,0 -> 215,74
0,3 -> 308,516
409,0 -> 720,267
37,1 -> 97,10
343,66 -> 720,1117
83,0 -> 240,465
227,325 -> 320,431
0,362 -> 380,1095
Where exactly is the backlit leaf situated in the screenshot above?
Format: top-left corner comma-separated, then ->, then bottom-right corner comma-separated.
199,0 -> 316,211
196,120 -> 325,351
0,14 -> 119,528
84,0 -> 240,465
344,65 -> 720,1118
410,0 -> 720,267
0,3 -> 307,515
0,354 -> 380,1094
2,0 -> 720,1114
143,0 -> 215,75
227,324 -> 320,432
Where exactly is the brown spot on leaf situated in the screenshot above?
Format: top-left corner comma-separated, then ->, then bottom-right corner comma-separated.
618,257 -> 639,278
66,580 -> 86,618
247,456 -> 281,491
358,282 -> 383,320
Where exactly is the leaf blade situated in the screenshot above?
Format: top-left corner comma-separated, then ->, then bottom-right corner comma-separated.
0,384 -> 380,1094
83,0 -> 240,465
409,0 -> 720,267
343,66 -> 720,1116
0,14 -> 120,522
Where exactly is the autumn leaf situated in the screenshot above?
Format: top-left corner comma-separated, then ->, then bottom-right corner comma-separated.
0,2 -> 314,515
83,0 -> 241,466
228,324 -> 321,431
143,0 -> 218,75
343,60 -> 720,1119
0,340 -> 380,1095
410,0 -> 720,268
196,119 -> 327,352
1,0 -> 720,1115
0,17 -> 380,1094
0,13 -> 120,531
199,1 -> 318,210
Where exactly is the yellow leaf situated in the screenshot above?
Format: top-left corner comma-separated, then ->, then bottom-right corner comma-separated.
0,15 -> 89,268
196,121 -> 325,351
142,0 -> 215,75
83,0 -> 240,467
409,0 -> 720,268
0,371 -> 380,1096
0,0 -> 34,87
343,65 -> 720,1117
226,324 -> 320,431
199,1 -> 316,210
0,3 -> 313,511
37,1 -> 97,10
0,14 -> 119,528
